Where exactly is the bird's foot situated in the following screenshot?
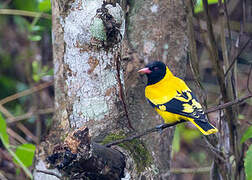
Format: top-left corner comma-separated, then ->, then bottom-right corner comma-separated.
156,124 -> 165,134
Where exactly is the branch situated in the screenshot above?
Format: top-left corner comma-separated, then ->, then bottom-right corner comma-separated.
206,93 -> 252,114
0,171 -> 8,180
170,166 -> 211,174
0,81 -> 53,105
0,9 -> 51,19
105,120 -> 186,147
115,54 -> 134,130
36,170 -> 62,180
224,37 -> 251,78
247,64 -> 252,94
6,108 -> 54,123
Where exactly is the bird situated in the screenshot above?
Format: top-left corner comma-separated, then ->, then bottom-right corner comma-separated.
138,61 -> 218,135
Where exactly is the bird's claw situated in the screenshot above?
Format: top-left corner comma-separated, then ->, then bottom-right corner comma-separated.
156,124 -> 165,134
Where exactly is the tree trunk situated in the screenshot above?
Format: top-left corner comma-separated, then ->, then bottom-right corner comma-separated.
33,0 -> 188,179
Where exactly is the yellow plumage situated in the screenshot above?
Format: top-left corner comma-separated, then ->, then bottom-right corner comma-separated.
145,67 -> 218,135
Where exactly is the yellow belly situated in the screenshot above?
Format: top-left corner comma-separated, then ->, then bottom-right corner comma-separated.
155,108 -> 190,124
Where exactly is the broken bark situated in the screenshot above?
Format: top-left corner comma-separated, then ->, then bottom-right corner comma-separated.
47,126 -> 125,180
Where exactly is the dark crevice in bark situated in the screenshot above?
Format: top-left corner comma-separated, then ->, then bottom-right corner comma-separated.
47,126 -> 126,180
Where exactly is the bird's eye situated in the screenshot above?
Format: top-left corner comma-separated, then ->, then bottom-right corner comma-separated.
154,67 -> 159,71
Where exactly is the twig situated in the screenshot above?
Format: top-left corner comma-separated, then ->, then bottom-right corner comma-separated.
0,81 -> 53,105
224,38 -> 252,78
7,128 -> 27,144
219,0 -> 229,74
105,120 -> 186,147
0,104 -> 13,118
223,0 -> 232,49
16,123 -> 38,144
203,136 -> 226,162
0,104 -> 38,143
245,120 -> 252,125
0,171 -> 8,180
0,9 -> 51,19
7,108 -> 54,123
206,93 -> 252,114
115,54 -> 134,130
170,166 -> 211,174
247,64 -> 252,94
0,104 -> 28,144
36,170 -> 62,180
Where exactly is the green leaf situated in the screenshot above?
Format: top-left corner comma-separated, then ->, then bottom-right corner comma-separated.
28,35 -> 42,42
182,129 -> 201,143
32,61 -> 39,73
180,123 -> 201,143
32,74 -> 40,82
38,0 -> 51,12
172,125 -> 180,155
14,144 -> 36,168
13,16 -> 29,33
241,126 -> 252,144
0,114 -> 33,179
13,0 -> 38,11
194,0 -> 224,13
29,25 -> 45,32
42,65 -> 49,72
245,145 -> 252,180
238,114 -> 245,120
0,113 -> 9,146
46,68 -> 54,76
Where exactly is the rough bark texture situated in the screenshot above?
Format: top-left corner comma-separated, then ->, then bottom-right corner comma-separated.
47,126 -> 125,179
34,0 -> 188,179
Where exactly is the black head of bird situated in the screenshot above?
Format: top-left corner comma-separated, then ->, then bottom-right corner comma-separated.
138,61 -> 166,85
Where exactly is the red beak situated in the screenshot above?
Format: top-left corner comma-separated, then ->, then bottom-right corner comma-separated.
138,68 -> 152,74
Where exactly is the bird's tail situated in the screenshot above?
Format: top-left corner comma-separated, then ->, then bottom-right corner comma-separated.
188,118 -> 218,135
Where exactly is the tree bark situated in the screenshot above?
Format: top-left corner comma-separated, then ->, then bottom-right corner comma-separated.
33,0 -> 188,179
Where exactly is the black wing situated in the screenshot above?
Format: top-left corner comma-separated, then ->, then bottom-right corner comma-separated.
147,90 -> 207,122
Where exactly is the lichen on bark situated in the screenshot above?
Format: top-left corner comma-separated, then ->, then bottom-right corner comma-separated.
60,0 -> 126,136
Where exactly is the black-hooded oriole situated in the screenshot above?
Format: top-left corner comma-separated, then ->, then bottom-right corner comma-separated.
138,61 -> 218,135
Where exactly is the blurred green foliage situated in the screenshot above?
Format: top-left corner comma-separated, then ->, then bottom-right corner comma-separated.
11,0 -> 51,41
13,0 -> 38,11
241,126 -> 252,144
0,0 -> 52,107
0,113 -> 34,179
32,61 -> 53,82
13,0 -> 50,12
241,126 -> 252,179
0,0 -> 52,178
0,113 -> 10,145
245,145 -> 252,180
38,0 -> 51,12
172,123 -> 201,155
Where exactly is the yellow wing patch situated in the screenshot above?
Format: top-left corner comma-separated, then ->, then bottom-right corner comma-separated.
175,91 -> 192,102
158,105 -> 166,111
182,103 -> 194,113
192,99 -> 202,109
